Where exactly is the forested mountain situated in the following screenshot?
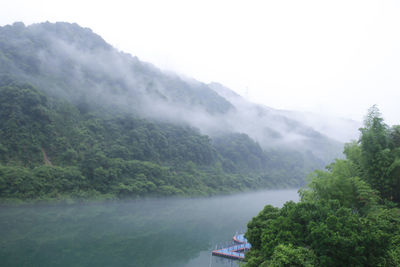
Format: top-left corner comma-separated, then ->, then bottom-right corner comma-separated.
244,107 -> 400,266
0,22 -> 342,201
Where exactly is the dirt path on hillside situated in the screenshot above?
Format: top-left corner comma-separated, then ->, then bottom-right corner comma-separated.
41,148 -> 52,166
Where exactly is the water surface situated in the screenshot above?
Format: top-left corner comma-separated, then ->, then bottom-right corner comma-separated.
0,189 -> 298,267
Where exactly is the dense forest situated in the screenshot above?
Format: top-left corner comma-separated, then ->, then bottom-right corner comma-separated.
244,106 -> 400,266
0,22 -> 342,201
0,79 -> 324,201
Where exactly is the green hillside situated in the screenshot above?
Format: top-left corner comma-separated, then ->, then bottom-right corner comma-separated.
0,80 -> 321,201
0,22 -> 342,201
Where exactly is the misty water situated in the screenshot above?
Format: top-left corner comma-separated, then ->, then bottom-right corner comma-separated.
0,189 -> 298,267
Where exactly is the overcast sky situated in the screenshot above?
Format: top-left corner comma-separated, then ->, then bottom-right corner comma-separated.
1,0 -> 399,125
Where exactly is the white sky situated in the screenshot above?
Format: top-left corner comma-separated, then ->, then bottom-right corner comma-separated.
1,0 -> 399,125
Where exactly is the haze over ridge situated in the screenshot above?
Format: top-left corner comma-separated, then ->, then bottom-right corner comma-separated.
0,21 -> 347,155
1,0 -> 398,126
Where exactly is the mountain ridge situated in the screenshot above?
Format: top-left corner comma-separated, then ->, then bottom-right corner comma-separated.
0,21 -> 343,200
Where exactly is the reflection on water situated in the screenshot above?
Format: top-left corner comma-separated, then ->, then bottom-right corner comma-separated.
0,189 -> 298,267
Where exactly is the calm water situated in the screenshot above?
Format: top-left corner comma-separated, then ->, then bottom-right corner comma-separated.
0,189 -> 298,267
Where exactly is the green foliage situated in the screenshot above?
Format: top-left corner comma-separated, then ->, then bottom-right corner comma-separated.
358,105 -> 400,202
0,21 -> 336,201
390,125 -> 400,148
267,244 -> 316,267
213,134 -> 320,187
0,82 -> 50,165
0,79 -> 315,201
213,133 -> 266,172
0,164 -> 86,199
245,106 -> 400,266
246,184 -> 399,266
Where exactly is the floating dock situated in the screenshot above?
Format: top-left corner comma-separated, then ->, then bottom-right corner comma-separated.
211,234 -> 251,260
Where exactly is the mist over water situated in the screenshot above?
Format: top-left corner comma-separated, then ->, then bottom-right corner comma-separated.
0,189 -> 298,267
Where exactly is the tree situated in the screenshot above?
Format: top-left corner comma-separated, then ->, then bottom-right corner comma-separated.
358,106 -> 400,202
244,107 -> 400,266
267,244 -> 316,267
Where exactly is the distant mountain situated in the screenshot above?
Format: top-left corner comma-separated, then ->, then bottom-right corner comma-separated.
279,110 -> 361,143
209,82 -> 361,143
0,22 -> 343,201
209,82 -> 343,162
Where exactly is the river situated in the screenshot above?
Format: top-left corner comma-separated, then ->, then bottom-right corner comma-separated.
0,189 -> 298,267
